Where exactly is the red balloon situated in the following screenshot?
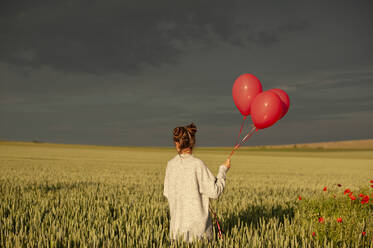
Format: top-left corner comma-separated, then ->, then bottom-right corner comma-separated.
268,88 -> 290,119
232,74 -> 263,116
250,91 -> 283,129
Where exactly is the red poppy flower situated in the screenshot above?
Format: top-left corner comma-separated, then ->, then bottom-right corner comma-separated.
337,184 -> 342,187
337,217 -> 342,223
371,185 -> 373,188
349,195 -> 356,201
362,231 -> 366,236
370,180 -> 373,183
359,193 -> 364,198
348,191 -> 353,196
312,232 -> 315,237
318,217 -> 324,223
344,189 -> 351,195
323,187 -> 327,191
361,195 -> 369,204
298,196 -> 302,200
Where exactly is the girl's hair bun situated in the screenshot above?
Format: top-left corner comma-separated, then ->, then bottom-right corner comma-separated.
172,122 -> 197,150
186,123 -> 197,136
173,127 -> 183,141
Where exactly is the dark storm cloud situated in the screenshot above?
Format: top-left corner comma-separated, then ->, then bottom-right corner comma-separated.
286,67 -> 373,121
294,68 -> 373,90
1,0 -> 373,146
0,0 -> 310,75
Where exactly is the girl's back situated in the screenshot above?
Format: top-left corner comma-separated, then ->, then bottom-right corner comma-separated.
164,152 -> 229,242
163,123 -> 230,243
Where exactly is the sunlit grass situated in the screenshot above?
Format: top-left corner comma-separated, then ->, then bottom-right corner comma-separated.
0,141 -> 372,247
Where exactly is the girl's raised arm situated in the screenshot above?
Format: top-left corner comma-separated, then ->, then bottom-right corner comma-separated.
197,160 -> 230,199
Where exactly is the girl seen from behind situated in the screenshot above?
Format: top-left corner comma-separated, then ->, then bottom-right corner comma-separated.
163,123 -> 230,243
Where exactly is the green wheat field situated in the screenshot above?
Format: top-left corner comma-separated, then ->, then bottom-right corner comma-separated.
1,141 -> 373,247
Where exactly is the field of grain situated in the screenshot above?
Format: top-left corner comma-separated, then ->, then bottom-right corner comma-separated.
262,139 -> 373,150
1,141 -> 373,247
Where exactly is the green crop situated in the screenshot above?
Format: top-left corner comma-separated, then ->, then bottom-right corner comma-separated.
1,142 -> 372,247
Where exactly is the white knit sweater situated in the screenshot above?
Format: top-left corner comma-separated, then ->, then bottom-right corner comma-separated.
163,153 -> 229,242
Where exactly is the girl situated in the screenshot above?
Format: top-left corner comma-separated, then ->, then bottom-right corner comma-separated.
163,123 -> 231,243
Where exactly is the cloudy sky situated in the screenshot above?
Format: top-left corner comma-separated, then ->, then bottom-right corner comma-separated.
1,0 -> 372,147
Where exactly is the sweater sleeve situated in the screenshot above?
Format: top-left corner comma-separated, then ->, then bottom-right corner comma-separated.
197,162 -> 229,199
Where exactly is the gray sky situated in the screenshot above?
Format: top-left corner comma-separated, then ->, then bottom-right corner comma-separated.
1,0 -> 373,146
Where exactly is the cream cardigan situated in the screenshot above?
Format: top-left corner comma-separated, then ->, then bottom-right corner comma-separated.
163,153 -> 229,242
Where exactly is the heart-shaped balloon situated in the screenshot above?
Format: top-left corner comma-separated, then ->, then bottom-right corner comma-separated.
250,91 -> 283,129
232,74 -> 263,116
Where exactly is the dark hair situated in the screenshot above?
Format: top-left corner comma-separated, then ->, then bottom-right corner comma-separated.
173,123 -> 197,151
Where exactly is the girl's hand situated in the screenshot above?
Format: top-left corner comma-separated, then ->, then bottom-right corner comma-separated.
223,158 -> 231,169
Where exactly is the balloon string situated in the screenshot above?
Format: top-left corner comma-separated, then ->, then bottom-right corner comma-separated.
238,125 -> 257,146
228,125 -> 257,160
234,116 -> 247,146
209,204 -> 223,240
